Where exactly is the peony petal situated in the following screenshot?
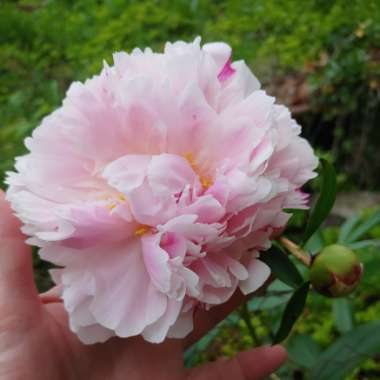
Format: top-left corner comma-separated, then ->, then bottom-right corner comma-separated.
142,298 -> 182,343
167,307 -> 194,339
128,180 -> 176,225
88,240 -> 167,336
239,258 -> 271,295
148,153 -> 196,195
76,324 -> 114,345
179,195 -> 225,223
141,233 -> 171,293
103,154 -> 152,193
202,42 -> 232,71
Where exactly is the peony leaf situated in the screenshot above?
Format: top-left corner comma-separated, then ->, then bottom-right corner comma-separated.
287,334 -> 321,369
332,298 -> 353,334
272,281 -> 310,344
310,321 -> 380,380
248,294 -> 291,311
346,209 -> 380,243
260,245 -> 304,289
346,239 -> 380,250
303,159 -> 337,246
338,214 -> 361,243
304,229 -> 325,254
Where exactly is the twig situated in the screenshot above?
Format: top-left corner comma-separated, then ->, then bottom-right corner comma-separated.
279,237 -> 311,266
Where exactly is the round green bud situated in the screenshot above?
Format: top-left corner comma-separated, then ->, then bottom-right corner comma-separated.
309,244 -> 363,298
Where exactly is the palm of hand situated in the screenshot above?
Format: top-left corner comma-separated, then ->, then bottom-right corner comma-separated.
1,299 -> 185,380
0,192 -> 286,380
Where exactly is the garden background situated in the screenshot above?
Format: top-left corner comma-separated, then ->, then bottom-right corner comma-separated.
1,1 -> 379,379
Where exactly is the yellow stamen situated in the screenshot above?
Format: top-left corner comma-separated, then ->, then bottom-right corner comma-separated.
104,193 -> 127,213
118,194 -> 127,202
184,152 -> 213,190
107,203 -> 117,211
134,225 -> 151,236
200,176 -> 212,189
184,152 -> 197,170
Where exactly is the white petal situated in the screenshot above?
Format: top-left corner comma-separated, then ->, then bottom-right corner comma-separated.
142,299 -> 182,343
167,309 -> 194,339
239,258 -> 271,295
203,42 -> 232,70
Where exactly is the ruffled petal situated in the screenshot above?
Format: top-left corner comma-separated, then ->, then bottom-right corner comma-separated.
141,233 -> 171,293
142,298 -> 183,343
239,257 -> 271,295
103,154 -> 152,193
148,154 -> 196,195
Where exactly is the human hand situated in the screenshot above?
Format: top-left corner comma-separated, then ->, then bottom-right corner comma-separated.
0,190 -> 287,380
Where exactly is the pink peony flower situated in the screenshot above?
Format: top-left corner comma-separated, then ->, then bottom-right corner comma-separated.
6,38 -> 318,344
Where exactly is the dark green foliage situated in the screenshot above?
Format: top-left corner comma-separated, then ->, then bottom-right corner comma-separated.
260,245 -> 304,289
346,209 -> 380,243
287,334 -> 321,369
272,282 -> 310,344
310,321 -> 380,380
303,159 -> 337,245
332,298 -> 353,334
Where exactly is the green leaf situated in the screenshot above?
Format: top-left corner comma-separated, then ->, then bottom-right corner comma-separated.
332,298 -> 353,334
248,294 -> 291,311
268,279 -> 294,292
346,239 -> 380,250
287,334 -> 321,368
304,228 -> 325,254
272,282 -> 310,344
226,313 -> 240,325
260,246 -> 304,289
303,159 -> 337,246
310,321 -> 380,380
338,214 -> 361,243
346,209 -> 380,243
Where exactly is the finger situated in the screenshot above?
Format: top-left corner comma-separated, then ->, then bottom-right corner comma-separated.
185,277 -> 273,349
0,190 -> 40,314
40,285 -> 62,304
188,345 -> 287,380
185,289 -> 247,348
44,302 -> 69,328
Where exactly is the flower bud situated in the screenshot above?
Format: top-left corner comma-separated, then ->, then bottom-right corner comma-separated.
309,244 -> 363,298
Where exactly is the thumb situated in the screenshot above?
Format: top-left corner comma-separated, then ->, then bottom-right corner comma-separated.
188,345 -> 287,380
0,190 -> 40,316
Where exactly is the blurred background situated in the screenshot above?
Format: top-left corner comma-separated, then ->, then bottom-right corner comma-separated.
0,1 -> 379,379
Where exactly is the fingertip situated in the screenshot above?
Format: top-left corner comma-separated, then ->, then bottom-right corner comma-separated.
236,344 -> 288,379
271,344 -> 288,365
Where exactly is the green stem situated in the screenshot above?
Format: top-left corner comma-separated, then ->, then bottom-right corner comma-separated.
240,303 -> 260,345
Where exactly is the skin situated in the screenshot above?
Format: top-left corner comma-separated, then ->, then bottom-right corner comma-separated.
0,190 -> 287,380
